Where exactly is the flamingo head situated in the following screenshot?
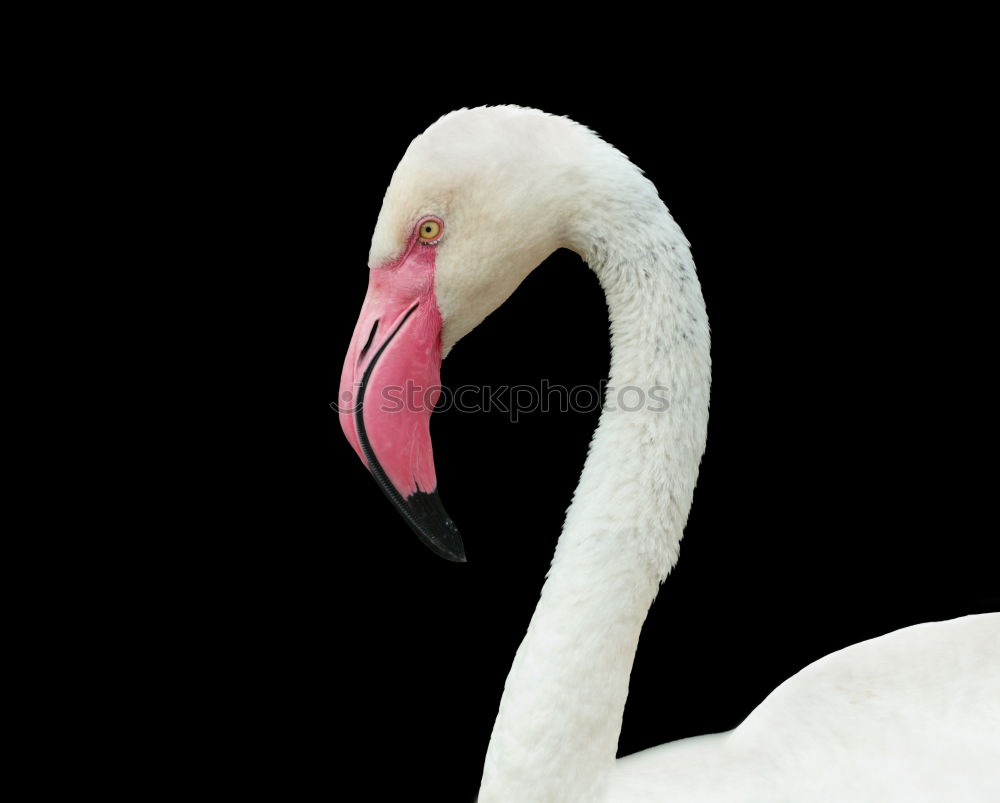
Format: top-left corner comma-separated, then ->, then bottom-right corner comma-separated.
338,106 -> 633,561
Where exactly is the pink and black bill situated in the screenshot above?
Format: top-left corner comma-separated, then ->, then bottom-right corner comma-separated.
339,236 -> 465,562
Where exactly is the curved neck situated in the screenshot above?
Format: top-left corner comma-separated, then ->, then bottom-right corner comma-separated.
478,186 -> 712,802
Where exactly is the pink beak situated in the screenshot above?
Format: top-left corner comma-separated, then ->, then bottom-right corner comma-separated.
338,244 -> 465,561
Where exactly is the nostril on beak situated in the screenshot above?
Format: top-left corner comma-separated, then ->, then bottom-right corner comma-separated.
360,319 -> 379,358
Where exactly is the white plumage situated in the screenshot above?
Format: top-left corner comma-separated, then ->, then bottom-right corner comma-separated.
366,106 -> 1000,803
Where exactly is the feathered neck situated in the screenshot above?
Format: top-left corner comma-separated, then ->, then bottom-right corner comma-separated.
478,163 -> 712,803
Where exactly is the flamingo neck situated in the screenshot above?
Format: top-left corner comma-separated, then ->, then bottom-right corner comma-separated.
478,190 -> 712,803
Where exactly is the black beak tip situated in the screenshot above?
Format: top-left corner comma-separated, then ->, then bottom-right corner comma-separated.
438,539 -> 467,563
404,490 -> 467,564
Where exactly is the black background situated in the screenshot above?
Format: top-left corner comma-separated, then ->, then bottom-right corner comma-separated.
157,50 -> 995,800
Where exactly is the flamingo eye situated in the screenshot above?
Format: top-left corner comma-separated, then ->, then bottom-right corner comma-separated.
417,219 -> 442,243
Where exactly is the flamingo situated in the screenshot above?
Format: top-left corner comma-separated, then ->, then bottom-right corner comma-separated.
338,106 -> 1000,803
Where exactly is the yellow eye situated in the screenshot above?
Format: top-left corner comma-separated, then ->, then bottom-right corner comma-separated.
418,219 -> 441,242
